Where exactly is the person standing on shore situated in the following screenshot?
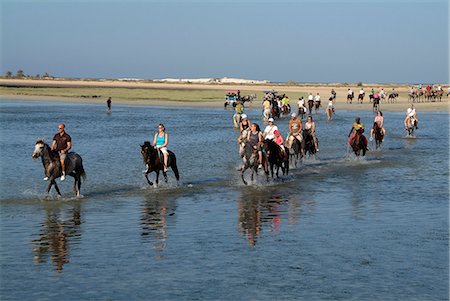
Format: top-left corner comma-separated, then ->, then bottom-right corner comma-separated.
107,97 -> 112,112
50,123 -> 72,181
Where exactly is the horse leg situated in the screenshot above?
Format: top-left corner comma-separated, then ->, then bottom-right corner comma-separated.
53,180 -> 61,196
144,172 -> 153,186
46,179 -> 54,194
73,177 -> 78,196
241,165 -> 249,185
77,175 -> 81,197
155,171 -> 160,186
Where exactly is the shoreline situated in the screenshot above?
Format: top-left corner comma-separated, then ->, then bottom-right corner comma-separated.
1,79 -> 449,112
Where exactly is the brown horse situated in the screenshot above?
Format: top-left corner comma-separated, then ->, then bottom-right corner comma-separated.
349,130 -> 368,156
405,117 -> 416,136
141,141 -> 180,186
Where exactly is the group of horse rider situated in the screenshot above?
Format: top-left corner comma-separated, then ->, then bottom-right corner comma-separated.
237,111 -> 320,169
44,121 -> 171,183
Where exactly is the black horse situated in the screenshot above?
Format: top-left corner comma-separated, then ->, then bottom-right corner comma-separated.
262,139 -> 289,179
240,142 -> 269,185
32,140 -> 86,197
358,92 -> 365,104
141,141 -> 180,186
302,129 -> 317,156
349,130 -> 368,156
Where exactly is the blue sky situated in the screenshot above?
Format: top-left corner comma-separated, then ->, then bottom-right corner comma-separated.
1,0 -> 448,83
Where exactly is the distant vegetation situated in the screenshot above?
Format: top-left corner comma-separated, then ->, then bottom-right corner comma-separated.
2,70 -> 54,79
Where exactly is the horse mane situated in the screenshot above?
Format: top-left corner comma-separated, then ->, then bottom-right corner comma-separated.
142,141 -> 152,149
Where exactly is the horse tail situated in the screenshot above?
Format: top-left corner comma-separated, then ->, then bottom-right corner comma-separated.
170,152 -> 180,181
79,158 -> 87,182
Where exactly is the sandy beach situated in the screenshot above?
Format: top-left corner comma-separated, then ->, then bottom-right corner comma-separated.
1,78 -> 448,112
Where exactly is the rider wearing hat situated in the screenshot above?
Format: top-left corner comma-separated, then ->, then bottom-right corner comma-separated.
263,118 -> 278,140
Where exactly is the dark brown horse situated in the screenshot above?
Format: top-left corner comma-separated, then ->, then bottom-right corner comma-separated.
358,92 -> 365,104
302,129 -> 317,156
141,141 -> 180,186
262,139 -> 289,179
347,92 -> 354,104
32,140 -> 86,197
372,122 -> 384,149
349,130 -> 368,156
307,99 -> 314,114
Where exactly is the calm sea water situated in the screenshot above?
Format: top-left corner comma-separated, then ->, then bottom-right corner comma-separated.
0,100 -> 448,300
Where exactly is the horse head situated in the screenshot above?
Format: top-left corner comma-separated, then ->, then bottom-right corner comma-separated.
32,139 -> 47,160
140,141 -> 154,163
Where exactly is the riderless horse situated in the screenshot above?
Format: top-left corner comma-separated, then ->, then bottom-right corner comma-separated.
141,141 -> 180,186
262,139 -> 289,179
32,139 -> 86,197
240,141 -> 269,185
389,92 -> 398,103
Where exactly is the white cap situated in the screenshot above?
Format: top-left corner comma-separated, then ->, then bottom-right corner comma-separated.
291,113 -> 297,117
241,114 -> 247,119
268,118 -> 274,122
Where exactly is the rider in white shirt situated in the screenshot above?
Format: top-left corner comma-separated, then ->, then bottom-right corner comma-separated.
308,93 -> 314,101
348,89 -> 353,96
359,88 -> 365,95
314,93 -> 321,102
263,118 -> 279,140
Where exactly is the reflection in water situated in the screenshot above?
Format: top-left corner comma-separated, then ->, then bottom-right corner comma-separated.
32,203 -> 82,272
237,189 -> 314,247
140,193 -> 177,256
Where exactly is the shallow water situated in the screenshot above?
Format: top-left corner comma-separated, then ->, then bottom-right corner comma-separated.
0,100 -> 448,300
